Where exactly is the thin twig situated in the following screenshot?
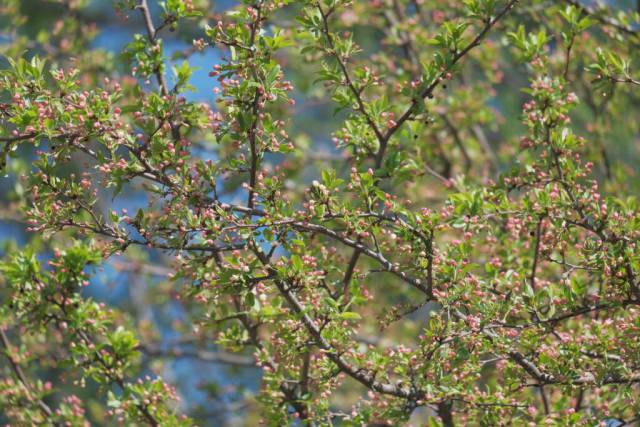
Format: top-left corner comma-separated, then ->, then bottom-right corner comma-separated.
136,0 -> 169,96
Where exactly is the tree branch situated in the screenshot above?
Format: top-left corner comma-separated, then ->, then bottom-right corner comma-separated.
380,0 -> 520,156
0,328 -> 59,425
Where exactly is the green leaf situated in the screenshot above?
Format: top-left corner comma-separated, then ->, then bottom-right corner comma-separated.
339,311 -> 361,320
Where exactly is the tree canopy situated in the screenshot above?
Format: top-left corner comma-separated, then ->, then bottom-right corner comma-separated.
1,0 -> 640,425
